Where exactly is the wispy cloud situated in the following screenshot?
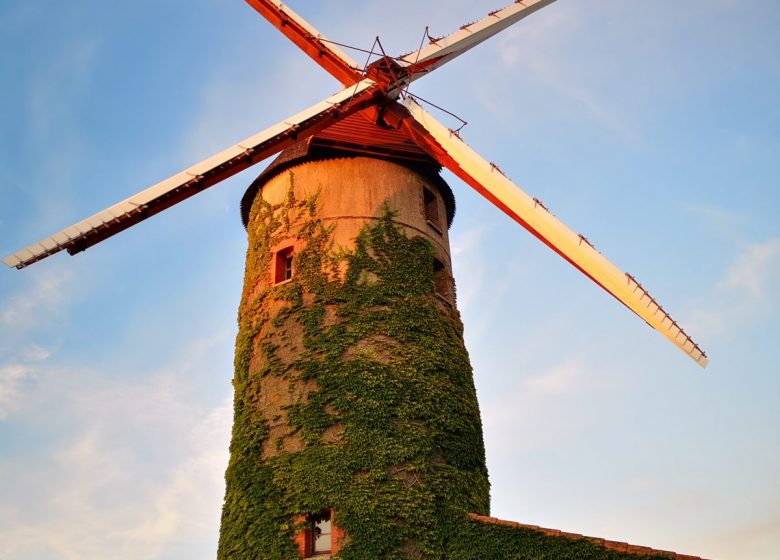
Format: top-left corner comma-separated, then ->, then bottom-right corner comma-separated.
10,32 -> 100,237
0,266 -> 71,421
522,57 -> 639,143
482,360 -> 589,455
26,37 -> 98,146
0,363 -> 37,420
525,360 -> 584,396
0,276 -> 61,419
0,334 -> 232,560
489,4 -> 640,143
497,4 -> 574,70
0,266 -> 73,331
688,237 -> 780,337
720,238 -> 780,299
17,343 -> 52,362
682,204 -> 747,244
118,400 -> 231,554
450,224 -> 491,312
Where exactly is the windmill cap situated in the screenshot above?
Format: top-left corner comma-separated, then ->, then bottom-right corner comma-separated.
240,138 -> 456,229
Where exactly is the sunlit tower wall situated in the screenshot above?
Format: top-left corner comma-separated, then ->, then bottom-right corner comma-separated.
217,142 -> 490,559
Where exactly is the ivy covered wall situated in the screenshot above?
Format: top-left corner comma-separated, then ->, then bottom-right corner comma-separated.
217,170 -> 671,560
218,176 -> 489,559
446,517 -> 673,560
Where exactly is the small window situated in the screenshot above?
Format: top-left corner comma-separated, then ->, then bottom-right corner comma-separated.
275,247 -> 294,284
433,258 -> 451,301
422,186 -> 442,231
308,510 -> 332,555
294,509 -> 339,558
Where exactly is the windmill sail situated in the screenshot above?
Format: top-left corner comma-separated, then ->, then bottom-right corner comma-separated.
3,0 -> 708,367
400,0 -> 557,83
2,79 -> 382,270
243,0 -> 362,86
395,97 -> 708,368
246,0 -> 558,91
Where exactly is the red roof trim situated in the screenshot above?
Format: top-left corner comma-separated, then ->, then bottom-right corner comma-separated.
467,513 -> 708,560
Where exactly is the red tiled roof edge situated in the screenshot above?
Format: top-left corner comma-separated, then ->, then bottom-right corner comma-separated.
467,513 -> 709,560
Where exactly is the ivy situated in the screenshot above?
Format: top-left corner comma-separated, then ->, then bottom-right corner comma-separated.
445,519 -> 673,560
218,174 -> 663,560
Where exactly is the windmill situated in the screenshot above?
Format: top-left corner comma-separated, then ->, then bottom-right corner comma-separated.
2,0 -> 707,367
3,1 -> 709,558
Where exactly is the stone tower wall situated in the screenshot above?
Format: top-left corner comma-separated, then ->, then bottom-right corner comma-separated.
255,156 -> 454,291
218,156 -> 489,560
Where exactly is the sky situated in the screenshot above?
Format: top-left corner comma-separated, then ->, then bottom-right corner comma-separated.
0,1 -> 778,559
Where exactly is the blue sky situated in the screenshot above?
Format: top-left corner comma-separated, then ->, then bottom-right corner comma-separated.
1,1 -> 778,559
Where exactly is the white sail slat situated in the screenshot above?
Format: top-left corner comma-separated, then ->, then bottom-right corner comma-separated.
400,0 -> 557,83
401,97 -> 708,368
2,79 -> 378,269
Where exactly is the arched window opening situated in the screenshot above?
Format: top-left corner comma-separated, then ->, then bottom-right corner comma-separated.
433,258 -> 452,301
422,185 -> 443,232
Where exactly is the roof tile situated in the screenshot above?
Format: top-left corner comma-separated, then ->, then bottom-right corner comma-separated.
467,513 -> 709,559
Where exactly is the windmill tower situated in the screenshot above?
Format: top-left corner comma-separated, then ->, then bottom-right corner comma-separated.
3,1 -> 710,559
220,128 -> 489,558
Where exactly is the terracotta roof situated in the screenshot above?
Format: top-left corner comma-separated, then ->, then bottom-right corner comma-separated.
312,111 -> 433,163
240,110 -> 456,228
468,513 -> 709,560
